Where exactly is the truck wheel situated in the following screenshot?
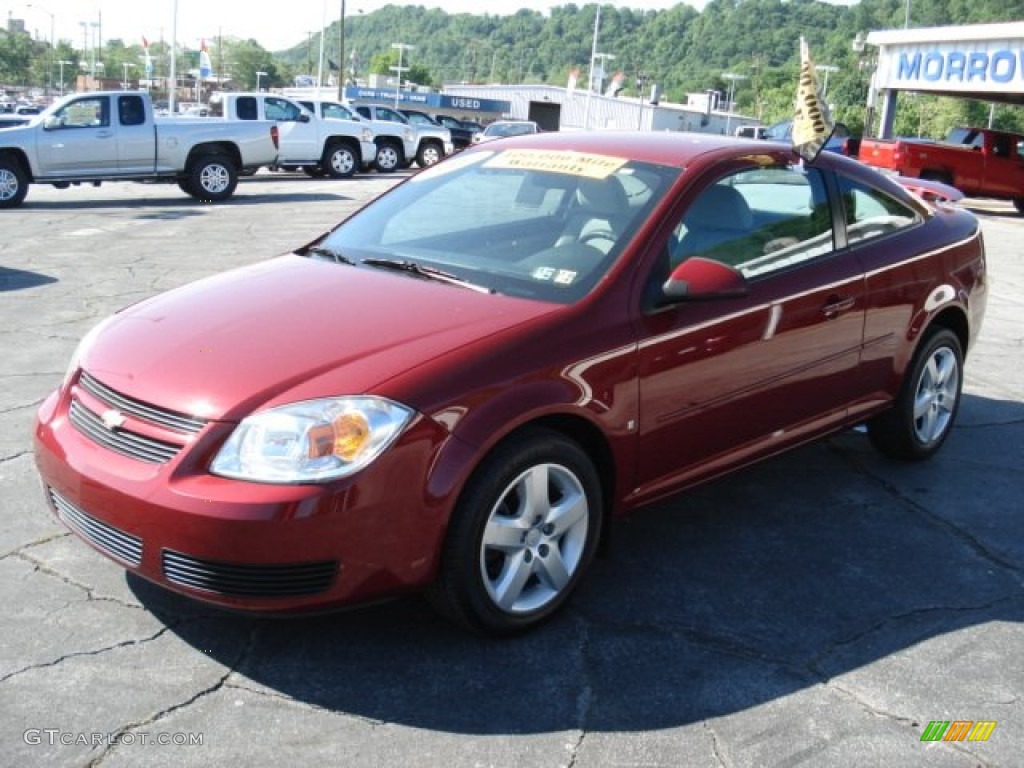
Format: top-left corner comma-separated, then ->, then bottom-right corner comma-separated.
323,143 -> 357,179
0,157 -> 29,209
416,141 -> 444,168
374,142 -> 402,173
920,170 -> 953,186
186,153 -> 238,202
1013,198 -> 1024,215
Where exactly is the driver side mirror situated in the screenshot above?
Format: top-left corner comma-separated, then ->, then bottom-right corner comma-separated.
42,115 -> 62,131
662,257 -> 749,301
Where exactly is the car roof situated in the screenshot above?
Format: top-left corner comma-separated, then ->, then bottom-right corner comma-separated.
467,129 -> 794,169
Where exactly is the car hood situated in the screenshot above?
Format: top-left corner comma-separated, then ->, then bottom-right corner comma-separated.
81,255 -> 556,422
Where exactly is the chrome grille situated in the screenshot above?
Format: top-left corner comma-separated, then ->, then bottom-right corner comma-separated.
79,372 -> 208,435
162,550 -> 338,597
69,400 -> 180,464
49,488 -> 142,567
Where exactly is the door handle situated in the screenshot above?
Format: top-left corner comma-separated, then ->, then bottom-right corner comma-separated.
96,130 -> 113,139
822,295 -> 855,319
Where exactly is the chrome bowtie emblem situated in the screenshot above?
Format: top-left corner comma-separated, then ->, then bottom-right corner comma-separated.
101,409 -> 126,430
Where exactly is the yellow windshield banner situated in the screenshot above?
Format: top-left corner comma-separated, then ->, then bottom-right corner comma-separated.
485,149 -> 627,179
792,37 -> 835,163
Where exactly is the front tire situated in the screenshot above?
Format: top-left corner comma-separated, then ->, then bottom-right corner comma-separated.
416,141 -> 443,168
868,328 -> 963,460
1013,197 -> 1024,215
186,153 -> 238,202
322,142 -> 358,179
428,428 -> 602,635
374,141 -> 402,173
0,157 -> 29,208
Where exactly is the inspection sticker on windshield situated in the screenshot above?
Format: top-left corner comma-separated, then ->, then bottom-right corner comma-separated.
486,150 -> 627,179
532,266 -> 578,285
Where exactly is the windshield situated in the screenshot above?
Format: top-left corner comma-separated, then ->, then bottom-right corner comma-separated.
319,148 -> 680,304
485,122 -> 535,138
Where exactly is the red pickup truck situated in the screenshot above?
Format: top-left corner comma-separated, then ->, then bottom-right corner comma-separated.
858,127 -> 1024,213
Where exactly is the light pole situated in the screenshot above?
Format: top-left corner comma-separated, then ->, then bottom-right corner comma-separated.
337,0 -> 346,100
722,72 -> 747,135
122,62 -> 135,89
256,71 -> 268,91
815,64 -> 838,99
57,59 -> 72,96
390,43 -> 414,109
593,52 -> 616,94
27,4 -> 55,94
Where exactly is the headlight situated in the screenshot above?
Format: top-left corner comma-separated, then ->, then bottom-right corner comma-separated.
64,315 -> 114,388
210,397 -> 414,484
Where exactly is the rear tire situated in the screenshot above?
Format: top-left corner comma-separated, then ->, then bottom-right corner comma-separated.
0,157 -> 29,208
186,153 -> 237,202
920,170 -> 953,186
1013,197 -> 1024,215
868,328 -> 963,460
427,428 -> 602,635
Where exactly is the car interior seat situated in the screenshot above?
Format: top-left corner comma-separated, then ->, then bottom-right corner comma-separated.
672,184 -> 755,267
554,176 -> 631,254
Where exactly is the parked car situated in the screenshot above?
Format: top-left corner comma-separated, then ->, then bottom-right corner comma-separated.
734,125 -> 767,139
762,119 -> 859,156
473,119 -> 539,143
0,114 -> 31,129
0,91 -> 279,208
295,99 -> 413,174
209,92 -> 375,178
34,131 -> 987,635
351,103 -> 453,169
859,126 -> 1024,214
400,109 -> 479,149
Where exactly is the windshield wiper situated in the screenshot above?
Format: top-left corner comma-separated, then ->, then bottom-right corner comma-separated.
361,258 -> 495,294
307,245 -> 356,265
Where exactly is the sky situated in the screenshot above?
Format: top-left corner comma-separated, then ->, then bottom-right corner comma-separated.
10,1 -> 699,53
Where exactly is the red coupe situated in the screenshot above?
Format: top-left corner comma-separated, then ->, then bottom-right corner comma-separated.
34,131 -> 987,634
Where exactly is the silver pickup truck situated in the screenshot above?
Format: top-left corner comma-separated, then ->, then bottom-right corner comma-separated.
0,91 -> 279,208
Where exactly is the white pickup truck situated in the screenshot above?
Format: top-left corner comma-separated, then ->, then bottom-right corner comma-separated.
294,99 -> 416,174
0,91 -> 279,208
209,92 -> 376,178
350,102 -> 453,169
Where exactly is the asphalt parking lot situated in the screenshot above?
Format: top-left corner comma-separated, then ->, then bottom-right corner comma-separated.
1,172 -> 1021,768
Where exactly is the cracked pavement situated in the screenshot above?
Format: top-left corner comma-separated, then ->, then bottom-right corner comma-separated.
1,175 -> 1021,767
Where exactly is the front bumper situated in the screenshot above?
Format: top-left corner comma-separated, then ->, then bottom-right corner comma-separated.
32,373 -> 453,614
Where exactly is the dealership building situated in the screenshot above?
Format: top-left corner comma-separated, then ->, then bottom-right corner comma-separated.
865,21 -> 1024,138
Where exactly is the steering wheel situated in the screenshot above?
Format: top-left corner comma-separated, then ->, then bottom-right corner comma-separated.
578,230 -> 616,248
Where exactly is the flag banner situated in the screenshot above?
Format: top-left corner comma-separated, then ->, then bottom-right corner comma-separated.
199,39 -> 212,79
567,68 -> 580,93
141,36 -> 153,77
792,37 -> 834,163
605,71 -> 625,97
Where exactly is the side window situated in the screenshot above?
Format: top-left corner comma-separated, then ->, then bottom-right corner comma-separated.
235,97 -> 258,121
57,97 -> 109,128
264,98 -> 301,121
670,165 -> 832,279
836,176 -> 918,245
355,106 -> 370,119
117,96 -> 145,126
375,107 -> 405,123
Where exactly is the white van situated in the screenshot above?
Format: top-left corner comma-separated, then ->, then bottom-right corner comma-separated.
735,125 -> 768,139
